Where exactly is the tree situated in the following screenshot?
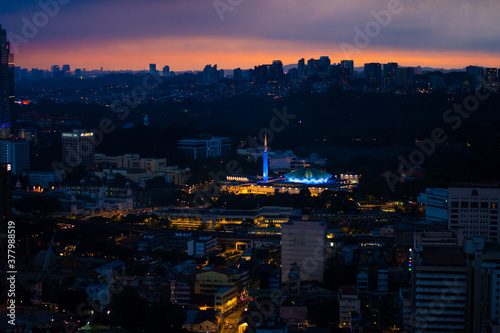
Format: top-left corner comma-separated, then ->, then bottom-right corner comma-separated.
13,195 -> 61,216
144,299 -> 187,333
109,286 -> 149,332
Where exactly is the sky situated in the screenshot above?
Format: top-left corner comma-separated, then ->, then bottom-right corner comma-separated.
1,0 -> 499,71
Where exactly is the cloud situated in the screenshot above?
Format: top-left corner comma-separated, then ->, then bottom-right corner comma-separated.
2,0 -> 499,68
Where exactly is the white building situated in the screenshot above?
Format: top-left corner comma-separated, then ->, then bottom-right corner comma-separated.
448,184 -> 500,243
338,285 -> 361,330
418,188 -> 449,223
0,138 -> 30,175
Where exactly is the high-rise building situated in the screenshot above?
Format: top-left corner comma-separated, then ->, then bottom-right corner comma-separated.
485,68 -> 498,90
0,138 -> 30,175
233,68 -> 242,81
383,62 -> 398,87
253,64 -> 269,83
448,184 -> 500,242
397,67 -> 415,87
0,25 -> 13,139
281,220 -> 326,283
466,66 -> 485,89
162,65 -> 170,78
340,60 -> 354,76
364,63 -> 382,84
268,60 -> 284,81
307,58 -> 319,76
297,58 -> 305,78
202,64 -> 220,83
75,68 -> 82,78
0,163 -> 11,219
318,56 -> 331,73
411,231 -> 467,333
62,130 -> 95,169
149,63 -> 157,75
62,64 -> 70,77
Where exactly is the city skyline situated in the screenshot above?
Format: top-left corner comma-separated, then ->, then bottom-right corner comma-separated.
1,0 -> 500,71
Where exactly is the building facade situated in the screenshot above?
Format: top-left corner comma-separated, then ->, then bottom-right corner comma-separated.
447,184 -> 500,243
62,130 -> 95,169
178,134 -> 231,160
0,25 -> 13,139
0,139 -> 29,175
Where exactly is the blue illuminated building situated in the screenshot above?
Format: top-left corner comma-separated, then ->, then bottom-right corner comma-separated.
284,167 -> 332,184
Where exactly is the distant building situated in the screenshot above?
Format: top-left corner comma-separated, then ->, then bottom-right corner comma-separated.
268,60 -> 284,81
62,130 -> 95,169
397,67 -> 415,86
233,67 -> 242,81
178,134 -> 231,160
149,63 -> 158,76
297,58 -> 305,78
281,220 -> 326,283
340,60 -> 354,76
162,65 -> 169,77
383,62 -> 398,87
364,62 -> 382,84
202,64 -> 220,83
0,138 -> 29,175
485,68 -> 498,90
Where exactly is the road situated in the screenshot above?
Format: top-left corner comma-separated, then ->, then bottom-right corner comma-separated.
220,300 -> 249,333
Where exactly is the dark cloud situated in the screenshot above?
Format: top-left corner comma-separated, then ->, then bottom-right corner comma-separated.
2,0 -> 499,64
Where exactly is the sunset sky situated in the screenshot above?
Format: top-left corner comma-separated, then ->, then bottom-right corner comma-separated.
1,0 -> 499,71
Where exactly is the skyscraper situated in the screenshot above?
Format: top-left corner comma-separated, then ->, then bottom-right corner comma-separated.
0,25 -> 13,139
383,62 -> 398,87
62,130 -> 95,169
297,58 -> 305,78
340,60 -> 354,76
364,63 -> 382,84
162,65 -> 170,78
268,60 -> 284,81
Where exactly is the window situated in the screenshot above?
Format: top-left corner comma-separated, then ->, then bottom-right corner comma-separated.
471,202 -> 479,208
461,202 -> 469,208
482,202 -> 488,209
451,201 -> 459,208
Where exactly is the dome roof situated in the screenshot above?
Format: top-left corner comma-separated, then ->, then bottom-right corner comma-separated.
284,167 -> 332,184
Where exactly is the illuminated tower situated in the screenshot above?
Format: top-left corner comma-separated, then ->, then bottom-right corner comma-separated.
262,134 -> 268,183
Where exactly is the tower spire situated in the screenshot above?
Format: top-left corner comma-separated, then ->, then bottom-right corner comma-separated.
263,134 -> 268,183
